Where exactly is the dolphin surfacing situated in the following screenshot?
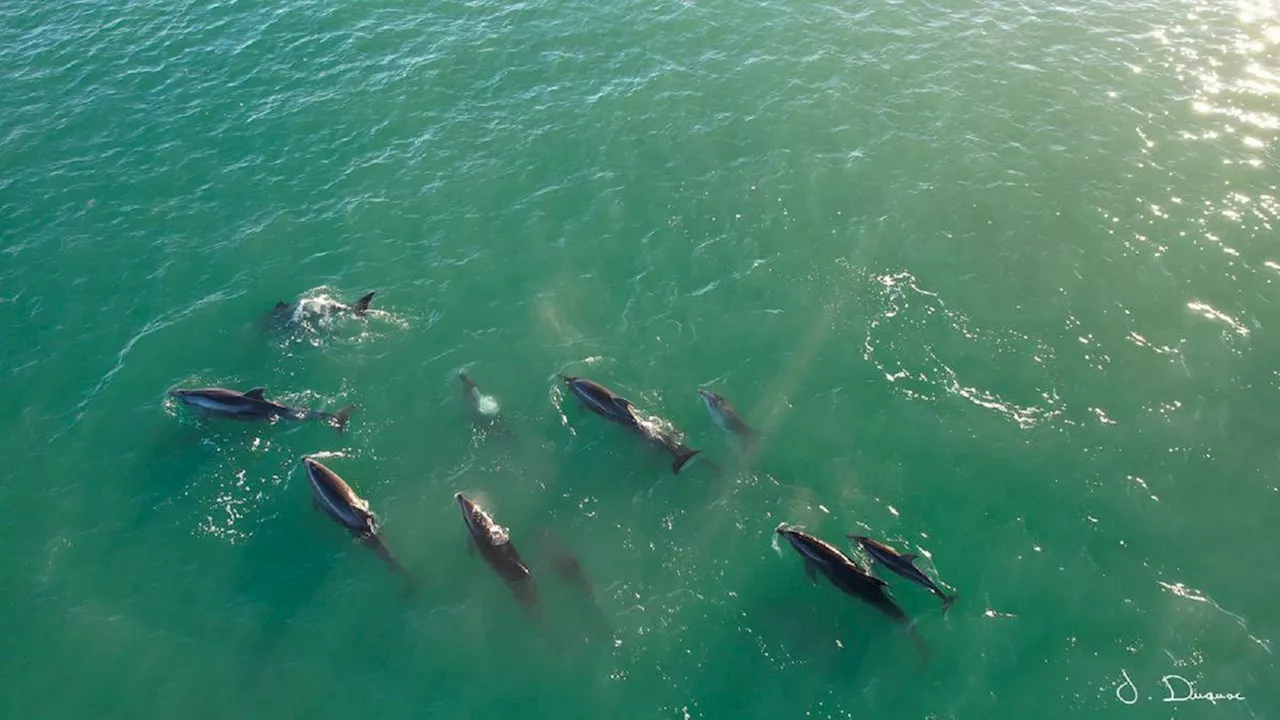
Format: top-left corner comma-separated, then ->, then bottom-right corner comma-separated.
171,386 -> 351,431
270,290 -> 376,324
456,493 -> 538,616
698,388 -> 758,448
302,457 -> 411,589
459,371 -> 506,432
850,534 -> 956,610
777,525 -> 927,657
560,375 -> 700,473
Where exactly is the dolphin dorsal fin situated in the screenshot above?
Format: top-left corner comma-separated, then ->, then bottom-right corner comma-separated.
612,396 -> 634,415
244,387 -> 267,400
900,552 -> 919,563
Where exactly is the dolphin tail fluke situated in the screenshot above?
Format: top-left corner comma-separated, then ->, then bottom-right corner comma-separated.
354,291 -> 375,315
365,536 -> 411,585
331,406 -> 353,433
941,592 -> 957,613
672,449 -> 701,474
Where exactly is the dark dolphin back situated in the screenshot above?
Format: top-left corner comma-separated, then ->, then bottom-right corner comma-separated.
729,413 -> 759,444
853,535 -> 955,608
264,302 -> 294,327
574,381 -> 636,426
185,387 -> 252,404
314,485 -> 370,534
828,570 -> 910,627
669,445 -> 700,474
479,541 -> 539,617
481,541 -> 531,584
458,372 -> 484,416
362,534 -> 409,579
862,584 -> 909,625
459,372 -> 478,394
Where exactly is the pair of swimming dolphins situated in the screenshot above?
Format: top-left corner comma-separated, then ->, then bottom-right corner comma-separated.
170,291 -> 380,427
454,371 -> 755,474
777,525 -> 955,627
303,455 -> 590,615
560,375 -> 760,474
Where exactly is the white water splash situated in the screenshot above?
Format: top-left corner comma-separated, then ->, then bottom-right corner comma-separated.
1159,580 -> 1271,655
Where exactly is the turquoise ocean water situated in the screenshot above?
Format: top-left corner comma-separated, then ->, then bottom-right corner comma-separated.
2,0 -> 1277,717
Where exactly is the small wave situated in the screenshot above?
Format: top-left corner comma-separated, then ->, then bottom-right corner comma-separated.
1186,300 -> 1250,337
862,270 -> 1062,429
66,288 -> 242,435
1159,580 -> 1271,655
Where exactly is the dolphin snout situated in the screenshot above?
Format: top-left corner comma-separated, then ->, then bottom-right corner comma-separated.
697,388 -> 712,399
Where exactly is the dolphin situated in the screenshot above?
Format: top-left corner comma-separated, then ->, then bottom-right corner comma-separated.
560,375 -> 700,473
302,457 -> 410,584
560,376 -> 641,428
698,389 -> 758,447
777,525 -> 913,628
272,291 -> 376,321
849,535 -> 956,610
458,372 -> 504,430
456,493 -> 538,615
171,386 -> 351,431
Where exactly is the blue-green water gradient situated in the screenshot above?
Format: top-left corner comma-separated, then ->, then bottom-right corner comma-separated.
2,0 -> 1277,717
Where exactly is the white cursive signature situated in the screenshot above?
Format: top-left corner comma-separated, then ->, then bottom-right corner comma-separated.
1115,669 -> 1139,704
1161,675 -> 1246,705
1115,669 -> 1247,706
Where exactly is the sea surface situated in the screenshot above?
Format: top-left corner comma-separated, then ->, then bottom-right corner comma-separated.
2,0 -> 1277,717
